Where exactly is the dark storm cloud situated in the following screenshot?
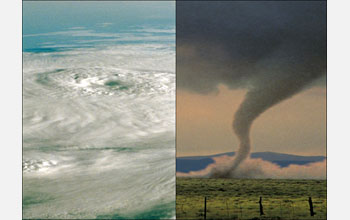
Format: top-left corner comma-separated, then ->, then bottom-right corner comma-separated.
177,1 -> 326,93
177,1 -> 326,177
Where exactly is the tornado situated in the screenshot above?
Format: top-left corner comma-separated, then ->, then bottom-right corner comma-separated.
176,1 -> 327,178
231,71 -> 325,174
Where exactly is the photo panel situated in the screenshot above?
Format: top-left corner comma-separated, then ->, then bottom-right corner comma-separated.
23,1 -> 175,219
176,1 -> 326,219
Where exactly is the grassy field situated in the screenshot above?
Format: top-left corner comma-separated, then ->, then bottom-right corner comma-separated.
176,178 -> 326,220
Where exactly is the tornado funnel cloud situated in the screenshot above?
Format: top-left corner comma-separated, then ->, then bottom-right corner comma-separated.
229,72 -> 325,175
177,1 -> 326,178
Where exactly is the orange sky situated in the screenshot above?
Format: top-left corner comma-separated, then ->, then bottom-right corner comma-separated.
176,85 -> 326,157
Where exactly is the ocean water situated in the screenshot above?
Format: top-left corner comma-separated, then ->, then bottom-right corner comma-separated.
23,2 -> 175,219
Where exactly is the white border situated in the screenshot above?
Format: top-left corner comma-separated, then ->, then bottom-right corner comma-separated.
328,0 -> 350,219
0,0 -> 22,219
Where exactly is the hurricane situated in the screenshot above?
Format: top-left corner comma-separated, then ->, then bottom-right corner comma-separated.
23,2 -> 175,219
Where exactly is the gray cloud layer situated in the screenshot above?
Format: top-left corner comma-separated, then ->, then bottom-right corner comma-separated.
177,1 -> 326,93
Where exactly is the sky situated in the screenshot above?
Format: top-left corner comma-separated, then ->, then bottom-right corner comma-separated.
177,85 -> 326,157
176,1 -> 326,157
23,1 -> 175,51
23,1 -> 175,35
